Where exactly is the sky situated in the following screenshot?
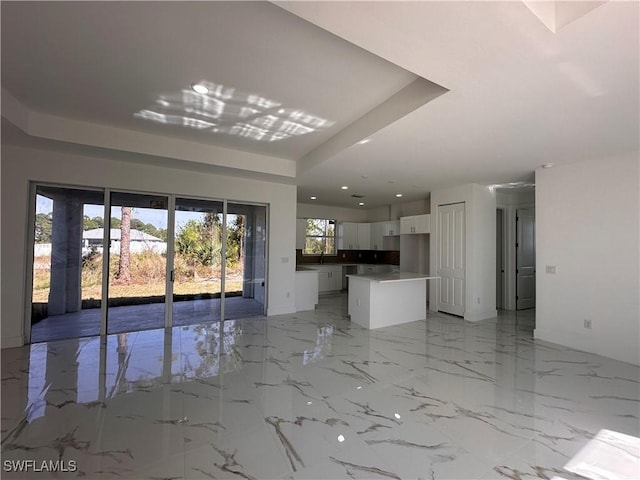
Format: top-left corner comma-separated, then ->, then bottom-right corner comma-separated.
37,195 -> 214,230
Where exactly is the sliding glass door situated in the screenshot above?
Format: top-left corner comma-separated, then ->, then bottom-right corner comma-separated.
29,186 -> 267,343
30,186 -> 105,343
173,197 -> 224,325
224,203 -> 267,320
107,192 -> 169,334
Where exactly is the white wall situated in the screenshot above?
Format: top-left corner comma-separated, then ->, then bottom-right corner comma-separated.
296,202 -> 367,223
535,154 -> 639,365
366,205 -> 393,222
430,183 -> 497,321
1,144 -> 297,348
297,198 -> 430,224
396,198 -> 430,217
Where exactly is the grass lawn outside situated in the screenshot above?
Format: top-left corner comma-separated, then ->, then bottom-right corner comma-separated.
32,253 -> 245,303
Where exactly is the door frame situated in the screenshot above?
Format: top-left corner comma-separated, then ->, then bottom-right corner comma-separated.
436,201 -> 466,317
494,201 -> 535,311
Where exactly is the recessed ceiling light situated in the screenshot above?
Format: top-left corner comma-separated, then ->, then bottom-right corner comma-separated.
341,186 -> 349,190
191,83 -> 209,94
310,196 -> 317,200
542,163 -> 554,169
395,193 -> 403,198
358,202 -> 365,206
337,434 -> 345,442
357,138 -> 371,145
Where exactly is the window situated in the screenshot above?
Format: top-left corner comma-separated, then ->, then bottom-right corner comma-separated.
304,218 -> 336,255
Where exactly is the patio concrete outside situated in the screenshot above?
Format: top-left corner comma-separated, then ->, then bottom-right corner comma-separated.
31,296 -> 264,343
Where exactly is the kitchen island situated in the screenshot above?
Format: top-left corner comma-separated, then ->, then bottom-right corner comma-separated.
346,272 -> 439,329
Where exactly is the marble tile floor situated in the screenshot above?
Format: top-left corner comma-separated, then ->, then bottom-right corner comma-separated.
2,293 -> 638,479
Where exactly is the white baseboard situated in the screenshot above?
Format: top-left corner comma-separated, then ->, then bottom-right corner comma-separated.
464,308 -> 497,322
1,335 -> 24,349
267,303 -> 296,316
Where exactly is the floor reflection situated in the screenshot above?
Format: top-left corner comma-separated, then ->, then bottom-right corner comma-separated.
26,319 -> 255,418
2,296 -> 638,480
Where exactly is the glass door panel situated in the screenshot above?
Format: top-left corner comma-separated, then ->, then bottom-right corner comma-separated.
30,185 -> 105,342
224,203 -> 267,320
173,198 -> 224,326
107,192 -> 168,334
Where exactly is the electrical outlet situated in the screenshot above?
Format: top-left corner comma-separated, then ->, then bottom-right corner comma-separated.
477,297 -> 480,304
546,265 -> 556,274
584,319 -> 592,329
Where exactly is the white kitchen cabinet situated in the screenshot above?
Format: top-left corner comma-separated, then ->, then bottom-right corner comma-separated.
295,270 -> 318,311
339,222 -> 358,249
400,216 -> 413,235
339,222 -> 371,250
370,222 -> 384,250
371,221 -> 401,250
400,214 -> 430,234
415,214 -> 430,234
296,219 -> 306,250
317,266 -> 342,293
357,223 -> 371,249
384,221 -> 400,236
304,265 -> 343,293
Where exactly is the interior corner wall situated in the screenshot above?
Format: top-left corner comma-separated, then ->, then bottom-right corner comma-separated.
429,183 -> 496,321
1,143 -> 297,349
535,154 -> 640,366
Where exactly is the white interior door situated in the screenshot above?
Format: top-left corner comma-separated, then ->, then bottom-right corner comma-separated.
516,208 -> 535,310
438,203 -> 465,316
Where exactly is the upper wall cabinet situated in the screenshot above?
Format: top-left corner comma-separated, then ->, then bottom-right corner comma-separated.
357,223 -> 371,250
383,221 -> 400,236
370,221 -> 400,250
339,222 -> 371,250
400,214 -> 430,234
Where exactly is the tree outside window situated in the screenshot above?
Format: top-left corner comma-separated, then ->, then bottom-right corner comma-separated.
304,219 -> 335,255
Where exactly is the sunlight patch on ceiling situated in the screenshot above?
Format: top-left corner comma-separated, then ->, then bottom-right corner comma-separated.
135,81 -> 334,142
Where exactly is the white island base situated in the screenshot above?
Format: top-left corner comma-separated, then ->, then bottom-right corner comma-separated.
347,273 -> 439,329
